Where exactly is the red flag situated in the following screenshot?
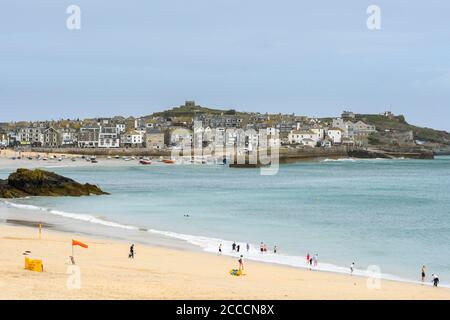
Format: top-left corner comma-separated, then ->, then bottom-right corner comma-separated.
72,239 -> 88,249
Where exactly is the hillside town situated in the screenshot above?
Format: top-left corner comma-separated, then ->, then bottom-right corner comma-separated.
0,101 -> 417,152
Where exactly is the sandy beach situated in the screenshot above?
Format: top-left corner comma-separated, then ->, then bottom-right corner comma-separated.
1,223 -> 449,300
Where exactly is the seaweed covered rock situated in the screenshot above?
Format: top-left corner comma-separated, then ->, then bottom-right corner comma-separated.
0,168 -> 108,198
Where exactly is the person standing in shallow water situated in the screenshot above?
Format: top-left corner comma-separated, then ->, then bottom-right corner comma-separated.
237,245 -> 240,253
350,262 -> 355,275
232,242 -> 236,251
246,243 -> 250,252
218,244 -> 222,255
313,253 -> 318,267
421,265 -> 426,283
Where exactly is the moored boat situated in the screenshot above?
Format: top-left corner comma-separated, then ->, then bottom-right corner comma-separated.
139,159 -> 152,165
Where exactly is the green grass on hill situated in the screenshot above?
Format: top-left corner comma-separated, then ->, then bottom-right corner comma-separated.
359,114 -> 450,145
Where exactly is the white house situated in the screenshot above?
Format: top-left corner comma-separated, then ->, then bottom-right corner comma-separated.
331,119 -> 348,137
116,123 -> 126,134
327,128 -> 343,144
98,127 -> 120,148
288,130 -> 317,144
123,130 -> 144,148
301,138 -> 316,147
60,129 -> 78,146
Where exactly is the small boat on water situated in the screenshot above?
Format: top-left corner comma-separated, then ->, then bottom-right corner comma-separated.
139,159 -> 152,165
91,159 -> 98,163
163,159 -> 175,164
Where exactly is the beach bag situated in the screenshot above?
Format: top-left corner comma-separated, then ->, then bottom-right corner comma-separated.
229,269 -> 242,276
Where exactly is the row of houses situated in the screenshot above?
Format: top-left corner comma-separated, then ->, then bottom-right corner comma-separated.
287,118 -> 376,147
1,108 -> 378,150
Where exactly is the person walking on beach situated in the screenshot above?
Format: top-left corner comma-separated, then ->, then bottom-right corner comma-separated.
350,262 -> 355,275
432,274 -> 439,287
232,242 -> 236,251
218,244 -> 222,255
313,253 -> 318,267
238,255 -> 244,272
128,244 -> 135,259
421,265 -> 426,283
246,243 -> 250,252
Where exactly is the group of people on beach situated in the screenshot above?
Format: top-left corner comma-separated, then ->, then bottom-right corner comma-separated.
221,241 -> 278,255
259,242 -> 277,254
306,253 -> 319,269
128,243 -> 441,287
422,265 -> 440,287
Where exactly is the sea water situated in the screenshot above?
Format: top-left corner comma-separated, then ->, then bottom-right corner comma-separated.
1,156 -> 449,286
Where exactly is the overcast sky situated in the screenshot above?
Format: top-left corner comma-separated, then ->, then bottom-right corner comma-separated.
1,1 -> 449,130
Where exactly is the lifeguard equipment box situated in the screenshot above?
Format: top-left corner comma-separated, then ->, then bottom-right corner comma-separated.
24,257 -> 43,272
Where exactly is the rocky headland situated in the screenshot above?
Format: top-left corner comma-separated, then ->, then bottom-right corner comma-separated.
0,168 -> 108,198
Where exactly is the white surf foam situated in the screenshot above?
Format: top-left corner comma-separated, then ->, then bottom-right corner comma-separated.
1,200 -> 138,230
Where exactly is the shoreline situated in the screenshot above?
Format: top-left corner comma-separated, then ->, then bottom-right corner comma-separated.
1,222 -> 449,299
1,209 -> 449,292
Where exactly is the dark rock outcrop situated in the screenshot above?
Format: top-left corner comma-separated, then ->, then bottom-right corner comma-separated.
0,168 -> 108,198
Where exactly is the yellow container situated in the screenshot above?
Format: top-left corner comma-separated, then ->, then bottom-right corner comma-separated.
24,257 -> 43,272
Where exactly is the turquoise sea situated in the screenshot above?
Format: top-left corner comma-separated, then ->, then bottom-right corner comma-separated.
1,156 -> 450,286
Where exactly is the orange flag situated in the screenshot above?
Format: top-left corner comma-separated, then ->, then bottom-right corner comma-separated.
72,239 -> 88,249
